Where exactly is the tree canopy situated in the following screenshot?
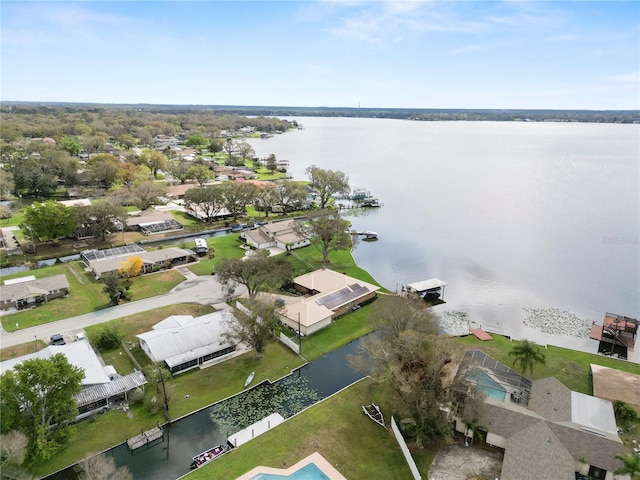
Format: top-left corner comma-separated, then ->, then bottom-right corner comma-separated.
305,165 -> 350,209
349,296 -> 461,448
183,185 -> 225,222
215,249 -> 293,301
508,340 -> 546,376
223,299 -> 284,357
22,201 -> 77,241
298,212 -> 351,263
0,354 -> 84,464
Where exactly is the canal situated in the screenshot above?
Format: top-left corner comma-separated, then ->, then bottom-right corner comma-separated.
44,337 -> 365,480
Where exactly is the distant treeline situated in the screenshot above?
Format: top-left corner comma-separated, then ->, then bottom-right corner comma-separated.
2,102 -> 639,124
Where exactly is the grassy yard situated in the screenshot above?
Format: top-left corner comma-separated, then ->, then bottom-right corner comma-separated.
189,378 -> 436,480
187,233 -> 246,276
451,333 -> 640,394
1,263 -> 185,332
35,340 -> 305,478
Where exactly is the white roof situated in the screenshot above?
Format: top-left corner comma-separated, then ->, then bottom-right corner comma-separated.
0,339 -> 110,386
571,391 -> 618,435
59,198 -> 92,207
407,278 -> 447,292
137,311 -> 236,364
227,413 -> 284,448
4,275 -> 36,285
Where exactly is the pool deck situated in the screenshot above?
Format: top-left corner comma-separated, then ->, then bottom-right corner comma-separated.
235,451 -> 347,480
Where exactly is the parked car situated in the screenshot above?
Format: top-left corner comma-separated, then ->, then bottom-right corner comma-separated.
50,334 -> 66,345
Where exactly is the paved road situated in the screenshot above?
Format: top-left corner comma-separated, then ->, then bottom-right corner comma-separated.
0,271 -> 247,349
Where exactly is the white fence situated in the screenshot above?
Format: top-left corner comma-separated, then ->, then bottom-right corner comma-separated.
279,332 -> 300,355
391,416 -> 421,480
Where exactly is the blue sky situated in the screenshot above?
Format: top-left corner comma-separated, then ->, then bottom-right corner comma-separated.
1,1 -> 639,109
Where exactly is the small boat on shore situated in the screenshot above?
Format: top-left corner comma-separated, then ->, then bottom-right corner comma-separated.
362,403 -> 386,428
189,444 -> 229,469
244,371 -> 255,388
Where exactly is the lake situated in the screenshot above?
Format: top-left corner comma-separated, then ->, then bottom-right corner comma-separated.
248,118 -> 640,359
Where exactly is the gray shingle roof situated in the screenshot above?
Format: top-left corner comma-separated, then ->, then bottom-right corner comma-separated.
1,274 -> 69,302
528,377 -> 572,422
501,421 -> 575,480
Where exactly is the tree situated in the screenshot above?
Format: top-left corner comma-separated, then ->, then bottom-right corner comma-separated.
0,431 -> 33,480
76,201 -> 127,241
0,169 -> 15,197
236,141 -> 255,162
614,452 -> 640,479
183,185 -> 225,222
222,299 -> 283,358
129,181 -> 167,210
85,153 -> 121,189
348,296 -> 457,448
222,139 -> 239,165
118,257 -> 143,279
274,180 -> 308,213
298,212 -> 351,263
118,162 -> 147,188
220,182 -> 257,222
185,134 -> 208,147
215,249 -> 293,301
266,153 -> 278,174
208,139 -> 223,153
0,354 -> 84,464
117,133 -> 139,149
22,201 -> 77,241
187,164 -> 213,187
305,165 -> 350,209
77,452 -> 132,480
508,340 -> 546,376
102,272 -> 127,305
170,161 -> 192,184
139,149 -> 167,178
60,136 -> 81,156
12,156 -> 59,195
253,183 -> 278,218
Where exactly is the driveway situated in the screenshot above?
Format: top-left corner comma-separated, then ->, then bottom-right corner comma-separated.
428,444 -> 503,480
0,273 -> 247,349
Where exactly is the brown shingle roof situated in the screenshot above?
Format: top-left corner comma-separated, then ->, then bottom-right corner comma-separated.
528,377 -> 572,422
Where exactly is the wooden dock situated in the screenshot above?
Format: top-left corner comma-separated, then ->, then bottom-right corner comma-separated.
127,426 -> 164,451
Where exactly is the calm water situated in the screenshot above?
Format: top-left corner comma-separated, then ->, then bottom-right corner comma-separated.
248,118 -> 640,357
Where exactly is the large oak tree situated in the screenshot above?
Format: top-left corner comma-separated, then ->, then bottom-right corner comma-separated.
305,165 -> 350,209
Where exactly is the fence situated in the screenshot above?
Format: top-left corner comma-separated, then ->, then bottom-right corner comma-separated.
391,416 -> 421,480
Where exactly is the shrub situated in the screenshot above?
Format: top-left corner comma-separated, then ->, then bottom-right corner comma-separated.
93,325 -> 123,350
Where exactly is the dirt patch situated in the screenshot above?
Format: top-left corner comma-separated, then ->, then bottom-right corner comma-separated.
428,444 -> 503,480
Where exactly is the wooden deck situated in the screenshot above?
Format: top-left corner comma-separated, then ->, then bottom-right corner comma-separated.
471,328 -> 492,341
127,426 -> 163,450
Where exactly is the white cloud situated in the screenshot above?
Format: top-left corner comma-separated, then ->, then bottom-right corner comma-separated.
448,43 -> 486,55
606,72 -> 640,84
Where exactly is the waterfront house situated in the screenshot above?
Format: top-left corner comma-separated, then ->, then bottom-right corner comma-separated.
1,274 -> 70,310
242,219 -> 309,252
0,338 -> 146,419
81,244 -> 196,279
276,268 -> 380,335
136,311 -> 239,374
454,350 -> 624,480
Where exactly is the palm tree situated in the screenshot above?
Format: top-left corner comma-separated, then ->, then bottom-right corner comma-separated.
508,340 -> 546,376
614,452 -> 640,479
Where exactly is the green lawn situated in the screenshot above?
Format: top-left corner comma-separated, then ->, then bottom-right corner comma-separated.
35,340 -> 305,478
1,263 -> 185,332
451,334 -> 640,394
187,233 -> 246,275
189,379 -> 433,480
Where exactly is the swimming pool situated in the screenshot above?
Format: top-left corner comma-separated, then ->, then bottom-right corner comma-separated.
251,463 -> 330,480
466,368 -> 507,401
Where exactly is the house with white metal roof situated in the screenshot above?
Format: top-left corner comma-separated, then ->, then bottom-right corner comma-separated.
136,311 -> 238,374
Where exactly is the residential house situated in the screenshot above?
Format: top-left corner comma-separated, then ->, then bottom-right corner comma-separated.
454,351 -> 624,480
136,311 -> 238,374
1,274 -> 70,310
81,244 -> 196,279
277,268 -> 380,335
242,219 -> 309,252
0,338 -> 146,419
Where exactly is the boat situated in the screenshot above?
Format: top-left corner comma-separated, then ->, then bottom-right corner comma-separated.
244,371 -> 255,388
362,231 -> 379,241
362,403 -> 386,428
189,444 -> 229,469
